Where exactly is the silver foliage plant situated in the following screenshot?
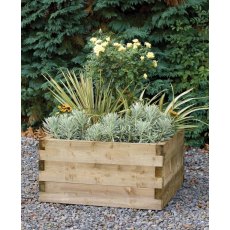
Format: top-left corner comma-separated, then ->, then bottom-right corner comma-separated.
43,103 -> 176,143
43,110 -> 90,140
85,103 -> 175,143
85,113 -> 122,142
128,103 -> 175,142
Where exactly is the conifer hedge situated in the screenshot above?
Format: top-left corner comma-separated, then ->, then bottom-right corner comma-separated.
21,0 -> 208,146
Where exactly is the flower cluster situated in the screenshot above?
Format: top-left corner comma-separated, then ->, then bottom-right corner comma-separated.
58,104 -> 72,113
87,34 -> 159,98
89,37 -> 157,67
90,37 -> 110,56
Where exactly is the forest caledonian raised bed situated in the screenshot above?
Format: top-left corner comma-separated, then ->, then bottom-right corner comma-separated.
38,131 -> 184,210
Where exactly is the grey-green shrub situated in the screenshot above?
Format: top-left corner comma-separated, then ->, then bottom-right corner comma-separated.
85,113 -> 122,142
71,110 -> 91,139
85,123 -> 104,142
43,110 -> 90,140
85,103 -> 175,143
43,103 -> 176,143
43,116 -> 61,139
127,103 -> 175,143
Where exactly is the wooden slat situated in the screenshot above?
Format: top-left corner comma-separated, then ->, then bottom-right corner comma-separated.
40,138 -> 165,147
162,167 -> 184,208
39,161 -> 163,188
39,192 -> 162,210
161,131 -> 184,186
39,149 -> 163,167
38,132 -> 184,210
163,131 -> 184,161
39,140 -> 164,167
42,182 -> 155,198
162,150 -> 184,186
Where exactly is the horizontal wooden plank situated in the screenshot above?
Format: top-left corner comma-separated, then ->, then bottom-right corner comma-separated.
39,139 -> 165,167
40,138 -> 166,148
39,148 -> 164,167
40,140 -> 162,155
39,161 -> 163,189
43,182 -> 155,198
39,192 -> 162,210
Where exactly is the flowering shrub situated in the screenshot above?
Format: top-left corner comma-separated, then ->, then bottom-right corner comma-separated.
86,34 -> 158,98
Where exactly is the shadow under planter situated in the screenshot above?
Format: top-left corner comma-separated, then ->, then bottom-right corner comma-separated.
38,131 -> 184,210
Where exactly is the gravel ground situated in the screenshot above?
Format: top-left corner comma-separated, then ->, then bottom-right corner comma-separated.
21,137 -> 209,230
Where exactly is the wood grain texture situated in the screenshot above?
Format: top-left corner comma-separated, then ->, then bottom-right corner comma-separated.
38,131 -> 184,210
162,131 -> 184,186
39,140 -> 164,167
155,166 -> 184,208
39,161 -> 163,188
43,182 -> 155,198
163,131 -> 184,161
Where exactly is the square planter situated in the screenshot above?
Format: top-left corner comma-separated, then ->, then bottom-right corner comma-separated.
39,131 -> 184,210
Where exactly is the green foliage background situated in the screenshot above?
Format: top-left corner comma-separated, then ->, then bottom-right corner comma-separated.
21,0 -> 208,146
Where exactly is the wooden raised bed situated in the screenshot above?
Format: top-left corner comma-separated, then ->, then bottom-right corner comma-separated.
38,131 -> 184,210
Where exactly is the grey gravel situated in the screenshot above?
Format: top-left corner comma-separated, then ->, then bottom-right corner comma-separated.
21,137 -> 209,230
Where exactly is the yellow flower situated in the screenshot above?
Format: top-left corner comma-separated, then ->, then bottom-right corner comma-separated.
143,73 -> 148,79
101,41 -> 108,47
135,42 -> 141,47
58,104 -> 72,113
118,46 -> 126,51
126,43 -> 132,48
146,52 -> 155,59
144,42 -> 151,48
93,44 -> 105,56
106,37 -> 110,42
66,107 -> 72,112
113,42 -> 121,47
132,39 -> 139,43
152,60 -> 158,67
95,39 -> 102,44
140,56 -> 145,61
133,44 -> 138,49
90,37 -> 97,43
